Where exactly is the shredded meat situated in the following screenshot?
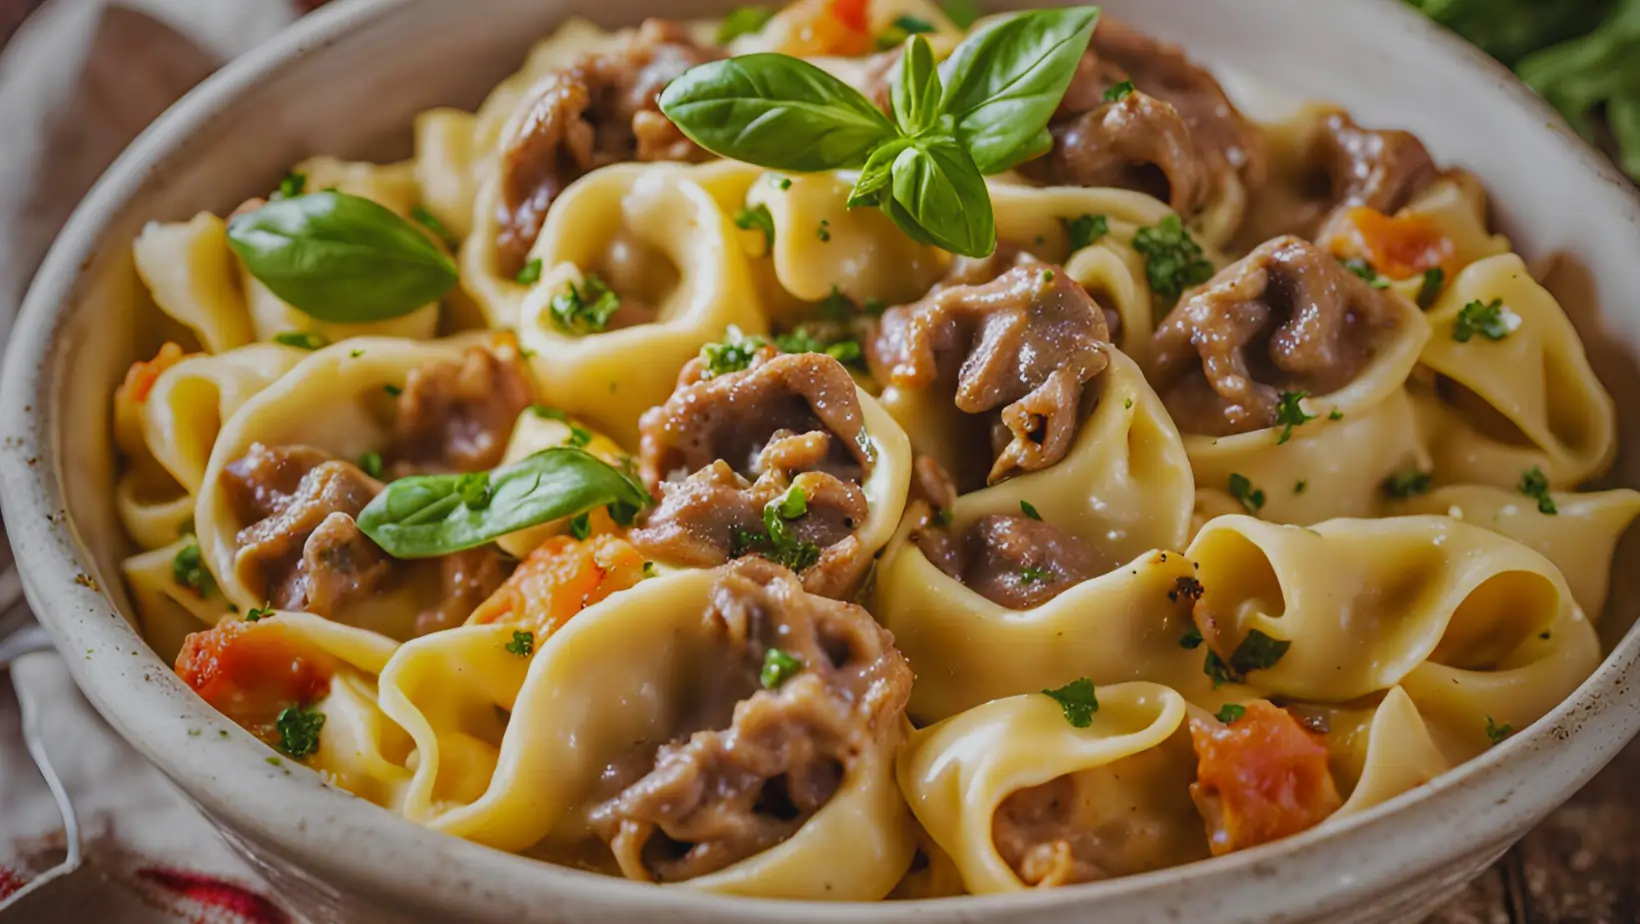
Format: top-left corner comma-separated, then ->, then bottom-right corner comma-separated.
222,444 -> 390,616
1189,701 -> 1342,855
589,559 -> 912,883
389,343 -> 535,476
1022,18 -> 1264,218
631,353 -> 874,597
1149,235 -> 1404,436
870,264 -> 1111,489
917,514 -> 1104,610
495,19 -> 719,274
1313,111 -> 1438,239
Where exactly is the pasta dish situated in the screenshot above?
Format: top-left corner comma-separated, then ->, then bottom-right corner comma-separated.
108,0 -> 1635,899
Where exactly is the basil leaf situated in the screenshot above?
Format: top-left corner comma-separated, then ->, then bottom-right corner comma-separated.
889,137 -> 996,257
659,54 -> 897,171
357,447 -> 650,558
847,137 -> 912,208
938,6 -> 1101,174
892,34 -> 944,136
227,191 -> 458,324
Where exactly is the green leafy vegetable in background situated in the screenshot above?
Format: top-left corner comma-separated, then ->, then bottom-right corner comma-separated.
1405,0 -> 1614,65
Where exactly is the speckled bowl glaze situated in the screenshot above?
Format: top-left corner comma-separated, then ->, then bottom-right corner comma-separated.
3,1 -> 1638,922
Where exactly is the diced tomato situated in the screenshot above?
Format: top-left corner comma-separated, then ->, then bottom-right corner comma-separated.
780,0 -> 874,57
468,534 -> 647,637
175,619 -> 334,739
1188,701 -> 1342,856
1326,206 -> 1456,281
118,343 -> 188,404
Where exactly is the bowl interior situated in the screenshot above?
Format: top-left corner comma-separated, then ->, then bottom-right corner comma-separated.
6,1 -> 1640,922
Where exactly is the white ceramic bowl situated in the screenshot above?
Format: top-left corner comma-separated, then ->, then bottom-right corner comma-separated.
4,1 -> 1639,922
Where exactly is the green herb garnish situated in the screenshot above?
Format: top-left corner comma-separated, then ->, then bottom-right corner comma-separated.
1179,625 -> 1204,649
506,630 -> 534,657
244,605 -> 272,623
1452,298 -> 1516,342
717,5 -> 776,44
1518,465 -> 1558,514
271,172 -> 307,202
761,647 -> 803,689
515,257 -> 543,285
1417,267 -> 1445,308
548,273 -> 621,335
1341,257 -> 1391,289
411,204 -> 457,249
942,0 -> 983,29
700,327 -> 769,379
275,705 -> 325,758
568,512 -> 592,540
1383,469 -> 1432,498
357,451 -> 384,479
227,191 -> 457,323
659,9 -> 1101,258
1274,390 -> 1315,444
1227,473 -> 1265,515
1103,79 -> 1135,102
1019,500 -> 1042,520
454,472 -> 491,509
273,331 -> 327,350
1485,715 -> 1514,746
1019,565 -> 1052,583
1133,214 -> 1214,302
1215,703 -> 1246,725
877,14 -> 938,50
171,539 -> 216,599
1042,677 -> 1099,727
1063,213 -> 1109,251
734,204 -> 776,249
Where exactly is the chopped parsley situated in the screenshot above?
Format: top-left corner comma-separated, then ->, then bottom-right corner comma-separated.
773,327 -> 865,368
758,484 -> 822,572
607,500 -> 640,527
773,175 -> 793,191
1204,629 -> 1291,688
1179,624 -> 1204,649
411,204 -> 457,249
356,451 -> 383,479
273,331 -> 327,350
699,327 -> 768,379
455,472 -> 491,509
1132,214 -> 1214,302
548,274 -> 621,335
515,258 -> 543,285
1518,465 -> 1557,514
1019,565 -> 1052,584
1103,79 -> 1136,103
1019,500 -> 1042,521
1451,298 -> 1517,343
171,539 -> 215,598
1215,703 -> 1246,725
1123,397 -> 1134,409
244,605 -> 272,622
817,219 -> 832,242
643,561 -> 658,579
760,647 -> 803,689
734,204 -> 776,249
1294,479 -> 1308,494
1168,576 -> 1204,603
1340,257 -> 1390,289
349,349 -> 364,358
275,705 -> 325,758
271,171 -> 307,201
1274,390 -> 1315,444
565,423 -> 593,449
1383,469 -> 1433,498
1062,213 -> 1109,251
933,507 -> 955,527
505,630 -> 534,658
717,5 -> 776,44
1227,473 -> 1265,515
1042,677 -> 1099,728
383,384 -> 403,397
1485,715 -> 1514,746
1328,409 -> 1344,421
1417,267 -> 1445,308
568,512 -> 592,540
532,405 -> 568,421
1041,268 -> 1056,283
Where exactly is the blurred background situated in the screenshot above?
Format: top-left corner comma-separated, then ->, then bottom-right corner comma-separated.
0,1 -> 1634,921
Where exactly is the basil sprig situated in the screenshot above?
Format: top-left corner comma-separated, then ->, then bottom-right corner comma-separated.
356,447 -> 650,559
226,191 -> 459,324
660,7 -> 1100,258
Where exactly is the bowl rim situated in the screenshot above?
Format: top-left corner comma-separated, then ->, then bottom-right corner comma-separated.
3,0 -> 1639,920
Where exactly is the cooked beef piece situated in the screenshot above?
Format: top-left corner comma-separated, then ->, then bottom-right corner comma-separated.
495,19 -> 719,275
1149,235 -> 1404,436
871,264 -> 1110,488
1022,18 -> 1264,218
918,514 -> 1104,610
908,453 -> 958,516
630,450 -> 871,598
589,559 -> 912,883
222,444 -> 389,615
639,351 -> 871,486
389,343 -> 535,477
1314,111 -> 1438,236
412,546 -> 513,636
